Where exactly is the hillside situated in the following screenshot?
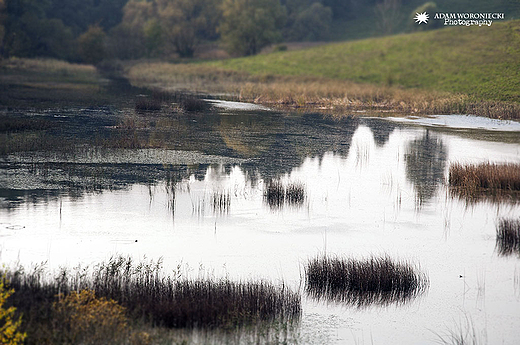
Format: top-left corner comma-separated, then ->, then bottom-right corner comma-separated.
211,20 -> 520,102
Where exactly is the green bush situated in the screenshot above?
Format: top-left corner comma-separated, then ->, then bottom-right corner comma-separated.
76,25 -> 106,64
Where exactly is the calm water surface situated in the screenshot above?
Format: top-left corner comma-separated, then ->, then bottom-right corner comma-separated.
1,107 -> 520,344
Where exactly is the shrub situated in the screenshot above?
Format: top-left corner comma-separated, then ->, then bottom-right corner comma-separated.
0,276 -> 26,345
52,290 -> 129,345
76,25 -> 107,65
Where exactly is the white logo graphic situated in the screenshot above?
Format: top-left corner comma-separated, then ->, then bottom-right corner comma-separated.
414,12 -> 429,24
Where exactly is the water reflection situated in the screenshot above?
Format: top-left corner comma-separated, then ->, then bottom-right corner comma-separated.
264,180 -> 306,209
495,218 -> 520,257
361,118 -> 398,147
1,112 -> 360,209
404,130 -> 448,207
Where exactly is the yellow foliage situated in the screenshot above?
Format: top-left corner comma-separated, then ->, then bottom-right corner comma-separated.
53,290 -> 129,345
0,276 -> 26,345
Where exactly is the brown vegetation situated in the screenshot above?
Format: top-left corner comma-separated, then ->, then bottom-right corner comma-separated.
126,62 -> 520,119
2,257 -> 301,344
449,162 -> 520,203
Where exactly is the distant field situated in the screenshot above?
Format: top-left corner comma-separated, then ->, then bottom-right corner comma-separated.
210,20 -> 520,103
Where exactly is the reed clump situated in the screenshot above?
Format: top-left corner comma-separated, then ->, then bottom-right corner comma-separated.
2,256 -> 301,344
135,97 -> 162,111
496,218 -> 520,256
449,162 -> 520,203
305,255 -> 428,307
264,181 -> 305,208
179,96 -> 210,112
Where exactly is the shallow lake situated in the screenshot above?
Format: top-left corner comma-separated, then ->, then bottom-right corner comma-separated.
1,103 -> 520,344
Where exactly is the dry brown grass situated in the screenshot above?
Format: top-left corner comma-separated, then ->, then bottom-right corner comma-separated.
449,162 -> 520,203
1,57 -> 99,82
125,62 -> 520,119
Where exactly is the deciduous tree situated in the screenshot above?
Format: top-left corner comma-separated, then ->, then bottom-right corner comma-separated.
219,0 -> 286,56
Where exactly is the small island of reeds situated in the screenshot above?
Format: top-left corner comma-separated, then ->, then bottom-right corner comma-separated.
305,255 -> 428,307
449,162 -> 520,204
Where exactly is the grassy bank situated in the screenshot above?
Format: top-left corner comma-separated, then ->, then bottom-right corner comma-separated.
0,58 -> 110,108
127,20 -> 520,119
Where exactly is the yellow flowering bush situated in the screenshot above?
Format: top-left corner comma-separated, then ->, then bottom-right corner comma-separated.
0,276 -> 26,345
53,290 -> 128,344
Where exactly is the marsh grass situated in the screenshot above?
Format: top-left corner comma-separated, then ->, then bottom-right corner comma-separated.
496,218 -> 520,257
1,57 -> 98,81
0,132 -> 74,156
126,59 -> 520,119
432,315 -> 484,345
449,162 -> 520,203
0,116 -> 53,132
305,255 -> 428,307
264,181 -> 305,208
3,256 -> 301,344
135,97 -> 162,111
179,95 -> 211,113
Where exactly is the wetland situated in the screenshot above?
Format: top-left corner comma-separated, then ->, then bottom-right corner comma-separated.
1,63 -> 520,344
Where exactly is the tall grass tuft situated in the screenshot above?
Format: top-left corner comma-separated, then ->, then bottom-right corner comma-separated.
449,162 -> 520,203
135,97 -> 162,111
2,256 -> 301,344
179,96 -> 209,112
496,218 -> 520,256
305,255 -> 428,307
264,181 -> 306,208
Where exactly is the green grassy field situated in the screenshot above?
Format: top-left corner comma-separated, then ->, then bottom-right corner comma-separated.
210,20 -> 520,103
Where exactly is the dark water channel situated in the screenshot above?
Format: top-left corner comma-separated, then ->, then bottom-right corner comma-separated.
1,96 -> 520,344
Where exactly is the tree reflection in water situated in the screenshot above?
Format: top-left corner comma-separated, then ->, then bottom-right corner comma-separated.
405,130 -> 448,207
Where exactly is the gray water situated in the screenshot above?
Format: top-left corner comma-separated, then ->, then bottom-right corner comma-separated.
1,105 -> 520,344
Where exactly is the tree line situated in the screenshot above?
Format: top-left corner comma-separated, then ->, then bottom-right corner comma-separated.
2,0 -> 504,63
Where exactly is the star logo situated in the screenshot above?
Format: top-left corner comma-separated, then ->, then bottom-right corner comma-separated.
414,12 -> 429,24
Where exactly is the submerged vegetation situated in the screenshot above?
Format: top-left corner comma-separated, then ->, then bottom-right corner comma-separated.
449,162 -> 520,203
2,257 -> 301,344
305,255 -> 428,307
496,218 -> 520,257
